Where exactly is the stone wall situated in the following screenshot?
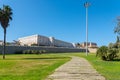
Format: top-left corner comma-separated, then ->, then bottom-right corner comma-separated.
0,46 -> 86,54
88,48 -> 98,53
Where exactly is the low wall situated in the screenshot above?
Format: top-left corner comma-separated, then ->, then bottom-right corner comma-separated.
0,46 -> 86,54
88,48 -> 98,53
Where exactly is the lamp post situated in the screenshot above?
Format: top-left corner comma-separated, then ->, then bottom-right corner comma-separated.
84,2 -> 90,56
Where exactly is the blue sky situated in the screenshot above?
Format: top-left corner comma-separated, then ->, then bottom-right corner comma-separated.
0,0 -> 120,46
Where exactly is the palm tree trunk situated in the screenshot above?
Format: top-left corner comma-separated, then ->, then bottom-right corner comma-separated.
3,28 -> 6,59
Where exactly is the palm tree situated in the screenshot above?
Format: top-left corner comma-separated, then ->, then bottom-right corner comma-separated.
0,5 -> 12,59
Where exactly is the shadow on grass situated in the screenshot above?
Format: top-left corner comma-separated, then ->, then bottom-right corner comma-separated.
112,59 -> 120,61
105,58 -> 120,62
23,57 -> 69,60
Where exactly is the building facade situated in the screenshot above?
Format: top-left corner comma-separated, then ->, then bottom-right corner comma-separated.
18,34 -> 74,48
0,40 -> 3,45
80,42 -> 97,48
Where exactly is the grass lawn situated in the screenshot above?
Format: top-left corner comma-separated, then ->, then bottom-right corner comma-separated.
0,53 -> 120,80
69,53 -> 120,80
0,54 -> 70,80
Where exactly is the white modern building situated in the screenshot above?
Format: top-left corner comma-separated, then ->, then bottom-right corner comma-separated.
18,34 -> 74,48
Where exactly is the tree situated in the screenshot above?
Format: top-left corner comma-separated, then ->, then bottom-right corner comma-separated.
116,36 -> 120,43
115,36 -> 120,48
114,17 -> 120,49
114,16 -> 120,38
76,43 -> 81,48
108,43 -> 114,49
0,5 -> 13,59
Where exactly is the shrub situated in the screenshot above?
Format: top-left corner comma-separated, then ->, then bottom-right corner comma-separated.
96,46 -> 119,61
108,43 -> 114,49
96,46 -> 108,60
32,50 -> 39,54
107,48 -> 119,60
23,50 -> 32,54
23,50 -> 27,54
31,44 -> 38,46
41,50 -> 46,53
14,51 -> 23,54
38,50 -> 47,54
22,50 -> 47,54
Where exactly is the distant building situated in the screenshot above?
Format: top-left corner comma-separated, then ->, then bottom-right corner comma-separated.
74,42 -> 98,53
7,42 -> 18,46
81,42 -> 97,48
75,42 -> 97,48
0,40 -> 3,45
0,40 -> 18,46
18,34 -> 74,48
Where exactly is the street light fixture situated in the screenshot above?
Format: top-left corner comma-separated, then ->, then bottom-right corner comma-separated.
84,2 -> 90,56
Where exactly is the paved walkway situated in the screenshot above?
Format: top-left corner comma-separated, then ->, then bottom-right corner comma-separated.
46,56 -> 106,80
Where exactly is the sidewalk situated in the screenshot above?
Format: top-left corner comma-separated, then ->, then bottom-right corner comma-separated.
46,56 -> 106,80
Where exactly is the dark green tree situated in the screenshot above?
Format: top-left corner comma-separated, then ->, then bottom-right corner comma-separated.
116,36 -> 120,43
114,17 -> 120,48
0,5 -> 13,59
76,43 -> 81,48
114,17 -> 120,39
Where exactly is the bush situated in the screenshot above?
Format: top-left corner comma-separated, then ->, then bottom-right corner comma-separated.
22,50 -> 47,54
31,44 -> 38,46
41,50 -> 46,53
23,50 -> 32,54
14,51 -> 23,54
38,50 -> 47,54
96,46 -> 119,61
107,48 -> 119,60
96,46 -> 108,60
32,50 -> 39,54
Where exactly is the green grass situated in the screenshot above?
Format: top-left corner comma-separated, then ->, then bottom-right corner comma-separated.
0,53 -> 120,80
0,54 -> 71,80
86,54 -> 120,80
68,53 -> 120,80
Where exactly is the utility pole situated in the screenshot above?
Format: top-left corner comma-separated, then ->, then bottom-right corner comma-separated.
84,2 -> 90,56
